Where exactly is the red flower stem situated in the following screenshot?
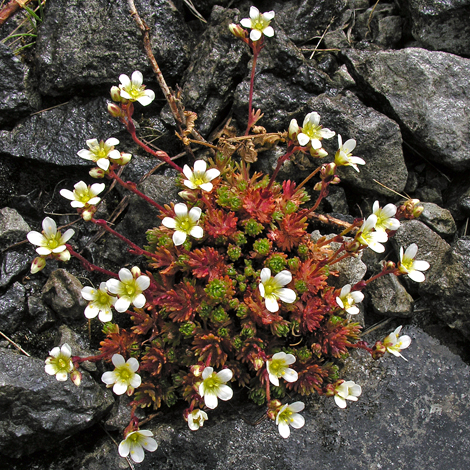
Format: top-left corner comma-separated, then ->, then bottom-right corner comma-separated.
244,44 -> 261,136
365,267 -> 399,285
351,341 -> 373,353
91,218 -> 160,261
122,106 -> 184,174
66,245 -> 119,278
266,145 -> 298,191
73,352 -> 108,364
265,378 -> 271,403
107,169 -> 166,212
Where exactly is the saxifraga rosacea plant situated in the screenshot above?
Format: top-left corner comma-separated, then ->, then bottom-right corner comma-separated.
28,5 -> 429,464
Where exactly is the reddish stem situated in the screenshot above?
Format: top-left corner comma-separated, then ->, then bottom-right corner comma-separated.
266,145 -> 298,191
107,169 -> 166,212
244,46 -> 260,136
66,245 -> 119,278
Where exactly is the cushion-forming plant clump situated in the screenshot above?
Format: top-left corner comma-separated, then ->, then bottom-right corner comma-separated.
27,5 -> 429,464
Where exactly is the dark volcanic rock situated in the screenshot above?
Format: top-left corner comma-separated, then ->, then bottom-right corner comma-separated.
35,0 -> 191,97
397,0 -> 470,56
0,348 -> 114,458
344,48 -> 470,171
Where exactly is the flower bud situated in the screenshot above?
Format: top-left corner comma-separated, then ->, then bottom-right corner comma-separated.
191,364 -> 204,377
229,23 -> 246,40
288,119 -> 299,141
372,341 -> 386,360
110,86 -> 122,102
131,266 -> 142,277
70,368 -> 82,386
253,357 -> 264,371
107,102 -> 122,118
310,147 -> 328,158
57,250 -> 71,262
31,256 -> 46,274
313,182 -> 322,191
81,207 -> 96,222
266,399 -> 282,420
385,260 -> 396,271
89,167 -> 106,179
114,152 -> 132,165
413,205 -> 424,218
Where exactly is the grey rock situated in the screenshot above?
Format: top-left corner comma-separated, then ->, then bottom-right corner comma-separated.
78,326 -> 470,470
323,185 -> 349,215
419,202 -> 457,238
27,295 -> 56,333
0,207 -> 31,245
42,269 -> 87,322
397,0 -> 470,56
0,348 -> 114,458
181,7 -> 250,137
343,48 -> 470,171
308,92 -> 408,196
0,97 -> 122,166
367,274 -> 414,317
0,249 -> 30,289
116,174 -> 180,248
0,42 -> 40,127
0,282 -> 26,334
35,0 -> 191,96
273,0 -> 348,44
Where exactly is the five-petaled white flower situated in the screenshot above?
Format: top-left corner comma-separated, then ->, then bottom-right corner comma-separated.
356,214 -> 388,253
383,326 -> 411,361
334,380 -> 362,408
266,352 -> 298,386
240,6 -> 275,42
398,243 -> 430,283
187,409 -> 209,431
27,217 -> 74,256
45,343 -> 74,382
161,203 -> 204,246
183,160 -> 220,192
60,181 -> 106,208
106,267 -> 150,313
77,138 -> 120,171
101,354 -> 142,395
198,366 -> 233,409
296,112 -> 335,149
372,201 -> 400,232
259,268 -> 296,313
336,284 -> 364,315
119,71 -> 155,106
383,325 -> 412,361
275,401 -> 305,438
334,134 -> 365,172
118,430 -> 158,464
81,282 -> 116,322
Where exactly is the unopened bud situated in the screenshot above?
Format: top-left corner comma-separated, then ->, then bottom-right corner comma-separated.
70,368 -> 82,386
288,119 -> 299,141
229,23 -> 246,40
110,86 -> 122,102
191,364 -> 204,377
107,102 -> 122,118
310,147 -> 328,158
413,205 -> 424,218
253,357 -> 264,371
178,190 -> 198,202
57,250 -> 71,262
372,341 -> 386,360
89,167 -> 106,179
81,207 -> 96,221
131,266 -> 142,277
313,182 -> 322,191
31,256 -> 46,274
320,162 -> 337,181
385,260 -> 396,271
114,152 -> 132,165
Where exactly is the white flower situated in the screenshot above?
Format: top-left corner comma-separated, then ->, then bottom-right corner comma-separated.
266,352 -> 298,386
372,201 -> 400,232
60,181 -> 106,208
198,366 -> 233,409
81,282 -> 116,322
101,354 -> 141,395
27,217 -> 74,256
119,71 -> 155,106
259,268 -> 296,313
383,325 -> 412,361
77,138 -> 120,171
106,267 -> 150,313
296,112 -> 335,149
275,402 -> 305,438
45,343 -> 74,382
187,409 -> 209,431
161,203 -> 204,246
398,243 -> 430,283
240,6 -> 275,42
336,284 -> 364,315
356,214 -> 388,253
334,380 -> 362,408
118,430 -> 158,464
183,160 -> 220,192
334,134 -> 365,172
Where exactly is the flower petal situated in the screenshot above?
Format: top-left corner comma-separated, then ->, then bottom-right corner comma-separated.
217,384 -> 233,401
277,288 -> 296,304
